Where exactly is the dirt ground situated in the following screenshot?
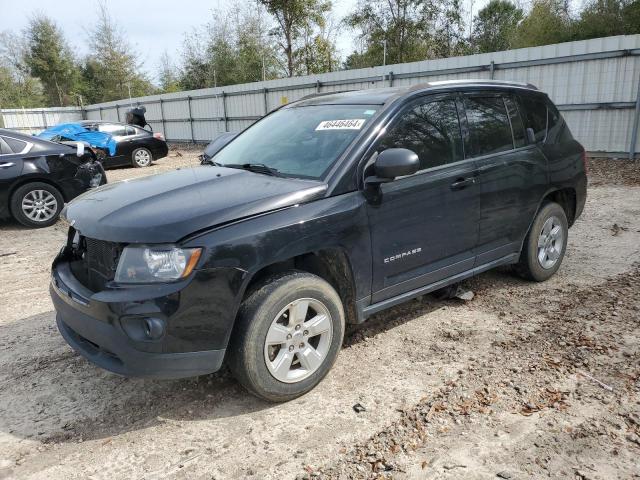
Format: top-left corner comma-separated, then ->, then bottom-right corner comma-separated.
0,151 -> 638,480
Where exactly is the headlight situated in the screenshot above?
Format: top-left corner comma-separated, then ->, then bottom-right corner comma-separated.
114,245 -> 202,283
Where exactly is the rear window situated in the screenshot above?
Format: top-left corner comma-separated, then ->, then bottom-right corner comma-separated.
2,136 -> 28,153
99,124 -> 126,136
519,95 -> 547,142
0,137 -> 11,154
504,97 -> 526,148
463,96 -> 514,156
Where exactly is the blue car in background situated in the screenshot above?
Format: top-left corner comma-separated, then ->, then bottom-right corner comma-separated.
39,121 -> 169,168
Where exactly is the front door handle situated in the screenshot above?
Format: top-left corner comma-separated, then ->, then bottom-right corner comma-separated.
0,162 -> 15,168
450,177 -> 475,190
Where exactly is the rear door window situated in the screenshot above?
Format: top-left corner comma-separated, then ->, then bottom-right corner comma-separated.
2,136 -> 28,153
0,137 -> 11,155
125,126 -> 136,136
504,97 -> 526,148
463,96 -> 514,156
378,98 -> 464,170
99,124 -> 126,136
519,95 -> 547,142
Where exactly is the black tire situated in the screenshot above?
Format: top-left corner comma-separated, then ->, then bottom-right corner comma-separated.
131,147 -> 153,167
228,271 -> 345,402
10,182 -> 64,228
514,202 -> 568,281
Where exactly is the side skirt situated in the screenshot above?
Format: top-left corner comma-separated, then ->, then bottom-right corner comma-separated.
355,252 -> 519,323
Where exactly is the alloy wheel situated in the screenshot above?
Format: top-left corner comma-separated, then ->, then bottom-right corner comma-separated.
537,216 -> 564,269
21,189 -> 58,222
134,149 -> 151,167
264,298 -> 333,383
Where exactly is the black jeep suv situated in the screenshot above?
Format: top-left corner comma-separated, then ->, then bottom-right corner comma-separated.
51,80 -> 587,401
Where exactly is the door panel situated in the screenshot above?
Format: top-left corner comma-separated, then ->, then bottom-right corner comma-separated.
474,147 -> 547,265
364,94 -> 479,304
460,93 -> 547,265
368,160 -> 479,303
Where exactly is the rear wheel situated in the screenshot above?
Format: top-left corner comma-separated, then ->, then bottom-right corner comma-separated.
514,202 -> 568,281
228,271 -> 345,402
10,182 -> 64,228
132,147 -> 152,167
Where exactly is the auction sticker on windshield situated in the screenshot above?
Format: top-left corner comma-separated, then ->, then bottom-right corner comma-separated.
316,119 -> 366,130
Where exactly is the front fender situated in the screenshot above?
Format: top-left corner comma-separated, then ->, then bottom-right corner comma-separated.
183,192 -> 372,333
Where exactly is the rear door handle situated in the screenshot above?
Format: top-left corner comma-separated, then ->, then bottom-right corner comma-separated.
450,177 -> 475,190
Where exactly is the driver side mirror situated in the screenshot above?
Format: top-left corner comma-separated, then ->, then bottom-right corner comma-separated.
365,148 -> 420,186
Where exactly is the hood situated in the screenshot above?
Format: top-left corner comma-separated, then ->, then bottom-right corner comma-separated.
64,166 -> 327,243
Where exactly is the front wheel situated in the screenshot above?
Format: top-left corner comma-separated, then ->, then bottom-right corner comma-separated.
228,271 -> 345,402
132,147 -> 152,167
514,202 -> 568,281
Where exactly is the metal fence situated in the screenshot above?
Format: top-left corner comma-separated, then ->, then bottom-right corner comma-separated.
0,106 -> 83,132
3,35 -> 640,158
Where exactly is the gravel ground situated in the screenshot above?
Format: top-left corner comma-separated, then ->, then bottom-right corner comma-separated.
0,150 -> 638,480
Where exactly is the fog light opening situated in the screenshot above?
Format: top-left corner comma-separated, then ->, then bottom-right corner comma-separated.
143,317 -> 165,340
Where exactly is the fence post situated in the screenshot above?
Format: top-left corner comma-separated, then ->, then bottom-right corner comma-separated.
98,107 -> 102,120
159,98 -> 165,136
263,88 -> 268,115
116,104 -> 120,122
490,61 -> 495,79
630,73 -> 640,160
187,96 -> 194,143
41,110 -> 48,129
315,80 -> 321,93
221,91 -> 228,132
388,71 -> 394,87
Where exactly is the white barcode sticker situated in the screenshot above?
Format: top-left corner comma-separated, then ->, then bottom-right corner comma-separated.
316,119 -> 366,131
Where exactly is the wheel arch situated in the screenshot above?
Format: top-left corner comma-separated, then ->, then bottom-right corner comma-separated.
544,187 -> 577,227
241,247 -> 358,325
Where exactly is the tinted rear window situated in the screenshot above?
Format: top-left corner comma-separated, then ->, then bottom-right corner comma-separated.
0,137 -> 10,155
504,97 -> 526,148
3,136 -> 28,153
463,96 -> 513,156
99,124 -> 126,136
519,96 -> 547,142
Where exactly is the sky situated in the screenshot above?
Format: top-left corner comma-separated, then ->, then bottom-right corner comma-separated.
0,0 -> 489,83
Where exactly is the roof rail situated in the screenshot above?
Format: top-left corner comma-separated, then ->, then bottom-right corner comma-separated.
297,90 -> 355,102
424,79 -> 538,90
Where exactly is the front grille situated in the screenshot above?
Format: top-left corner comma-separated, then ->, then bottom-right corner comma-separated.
67,228 -> 123,292
85,238 -> 121,290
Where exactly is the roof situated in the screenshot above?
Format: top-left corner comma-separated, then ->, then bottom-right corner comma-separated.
291,79 -> 539,107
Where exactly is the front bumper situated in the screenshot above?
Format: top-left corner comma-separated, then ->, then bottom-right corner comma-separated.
50,259 -> 227,379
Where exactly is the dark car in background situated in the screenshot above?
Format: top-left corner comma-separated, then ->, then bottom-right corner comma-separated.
82,121 -> 168,168
47,121 -> 168,168
0,129 -> 106,228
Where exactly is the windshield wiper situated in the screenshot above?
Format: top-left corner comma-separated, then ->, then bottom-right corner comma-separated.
224,163 -> 282,177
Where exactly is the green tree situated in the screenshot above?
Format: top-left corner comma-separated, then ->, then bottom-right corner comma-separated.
179,5 -> 279,89
80,2 -> 154,103
471,0 -> 523,53
24,14 -> 79,106
0,31 -> 44,108
157,51 -> 180,93
511,0 -> 573,48
344,0 -> 467,69
258,0 -> 333,77
574,0 -> 640,39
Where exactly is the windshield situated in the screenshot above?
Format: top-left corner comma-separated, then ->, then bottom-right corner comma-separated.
213,104 -> 379,179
